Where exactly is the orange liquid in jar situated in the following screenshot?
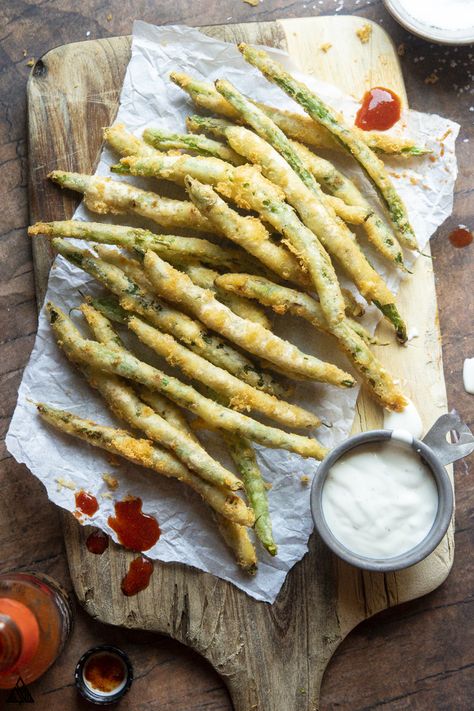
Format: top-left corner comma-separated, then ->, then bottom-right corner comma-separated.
0,572 -> 73,689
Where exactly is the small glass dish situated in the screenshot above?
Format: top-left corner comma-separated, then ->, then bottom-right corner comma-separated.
310,413 -> 474,572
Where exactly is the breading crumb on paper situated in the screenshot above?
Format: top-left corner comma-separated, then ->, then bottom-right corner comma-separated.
102,472 -> 119,490
320,42 -> 332,53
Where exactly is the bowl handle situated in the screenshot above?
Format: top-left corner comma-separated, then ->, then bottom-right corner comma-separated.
422,411 -> 474,465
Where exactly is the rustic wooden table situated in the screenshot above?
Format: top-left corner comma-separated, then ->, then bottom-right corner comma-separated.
0,1 -> 472,709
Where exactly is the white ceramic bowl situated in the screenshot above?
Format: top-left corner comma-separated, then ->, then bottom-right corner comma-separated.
384,0 -> 474,45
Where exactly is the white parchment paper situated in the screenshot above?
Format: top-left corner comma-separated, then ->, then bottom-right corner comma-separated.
7,22 -> 459,603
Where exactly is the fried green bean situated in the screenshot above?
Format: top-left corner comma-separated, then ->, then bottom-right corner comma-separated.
47,303 -> 329,459
184,176 -> 309,288
222,128 -> 407,340
52,238 -> 286,398
290,141 -> 405,268
48,171 -> 216,234
30,219 -> 257,273
239,44 -> 418,250
143,250 -> 355,387
103,123 -> 157,158
225,433 -> 276,556
171,72 -> 428,157
128,314 -> 320,428
143,127 -> 245,165
37,403 -> 253,525
215,273 -> 406,411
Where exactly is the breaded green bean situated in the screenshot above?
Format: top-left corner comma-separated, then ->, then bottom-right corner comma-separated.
186,114 -> 235,138
171,72 -> 428,157
225,434 -> 276,556
290,141 -> 405,268
117,151 -> 233,186
222,131 -> 407,340
143,250 -> 355,387
215,274 -> 406,411
47,303 -> 329,459
52,238 -> 286,397
37,403 -> 252,525
239,44 -> 418,250
184,176 -> 309,288
48,171 -> 216,234
104,123 -> 157,158
30,219 -> 256,273
127,314 -> 321,428
143,127 -> 245,165
181,263 -> 271,329
213,513 -> 257,574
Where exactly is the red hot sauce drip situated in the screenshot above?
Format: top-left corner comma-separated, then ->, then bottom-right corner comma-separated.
84,652 -> 126,693
355,87 -> 401,131
86,529 -> 109,555
107,497 -> 160,552
75,490 -> 99,517
121,556 -> 154,597
449,227 -> 472,248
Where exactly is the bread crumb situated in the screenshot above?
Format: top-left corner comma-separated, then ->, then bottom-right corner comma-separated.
55,477 -> 76,492
397,43 -> 405,57
429,155 -> 437,163
409,176 -> 419,185
300,475 -> 310,486
106,13 -> 113,21
101,492 -> 113,500
22,49 -> 27,57
425,72 -> 439,85
102,473 -> 119,490
243,0 -> 259,5
26,58 -> 35,67
320,42 -> 332,53
356,24 -> 372,44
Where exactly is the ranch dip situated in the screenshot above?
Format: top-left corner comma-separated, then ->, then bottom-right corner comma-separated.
321,440 -> 438,559
396,0 -> 474,32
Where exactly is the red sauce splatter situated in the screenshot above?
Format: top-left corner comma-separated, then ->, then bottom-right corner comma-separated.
84,652 -> 126,692
75,490 -> 99,517
448,227 -> 472,248
121,556 -> 154,597
355,87 -> 401,131
86,529 -> 109,555
107,497 -> 160,551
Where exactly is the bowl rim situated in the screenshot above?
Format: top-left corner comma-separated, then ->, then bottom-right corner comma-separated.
383,0 -> 474,45
310,430 -> 454,572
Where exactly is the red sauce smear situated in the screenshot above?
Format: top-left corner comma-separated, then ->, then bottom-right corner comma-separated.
355,87 -> 401,131
84,652 -> 126,693
107,497 -> 160,551
449,227 -> 472,248
121,556 -> 154,597
75,490 -> 99,517
86,529 -> 109,555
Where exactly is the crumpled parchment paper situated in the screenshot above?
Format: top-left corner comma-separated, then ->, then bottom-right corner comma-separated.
6,21 -> 459,603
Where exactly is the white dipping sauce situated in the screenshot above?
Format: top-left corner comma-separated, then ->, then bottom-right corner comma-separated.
397,0 -> 474,32
463,358 -> 474,394
322,440 -> 438,559
384,398 -> 423,439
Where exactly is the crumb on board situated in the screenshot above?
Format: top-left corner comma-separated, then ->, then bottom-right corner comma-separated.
300,475 -> 310,486
320,42 -> 332,53
22,49 -> 27,57
425,72 -> 439,85
26,58 -> 35,67
356,24 -> 372,44
102,472 -> 119,490
106,13 -> 113,21
243,0 -> 259,5
397,43 -> 405,57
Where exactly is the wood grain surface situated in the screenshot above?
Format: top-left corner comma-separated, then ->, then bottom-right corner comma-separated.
1,2 -> 473,710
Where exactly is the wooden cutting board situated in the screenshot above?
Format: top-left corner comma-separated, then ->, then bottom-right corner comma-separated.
27,16 -> 454,711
